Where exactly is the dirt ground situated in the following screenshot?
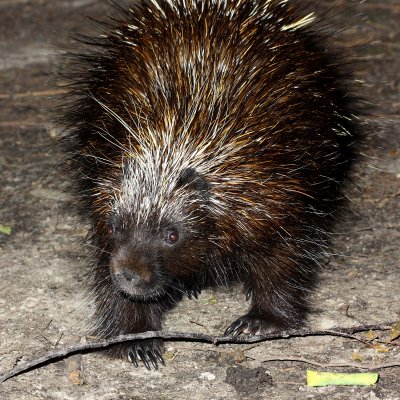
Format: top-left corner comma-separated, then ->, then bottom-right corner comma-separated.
0,0 -> 399,399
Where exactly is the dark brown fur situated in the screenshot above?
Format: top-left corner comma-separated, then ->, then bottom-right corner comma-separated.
57,0 -> 363,369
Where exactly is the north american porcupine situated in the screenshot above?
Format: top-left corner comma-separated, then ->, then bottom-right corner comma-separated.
58,0 -> 363,369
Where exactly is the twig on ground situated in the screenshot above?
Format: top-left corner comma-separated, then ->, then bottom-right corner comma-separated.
0,321 -> 396,383
260,356 -> 400,371
0,89 -> 66,99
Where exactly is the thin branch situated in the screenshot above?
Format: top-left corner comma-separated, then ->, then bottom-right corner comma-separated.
0,89 -> 66,100
260,356 -> 400,371
0,321 -> 396,384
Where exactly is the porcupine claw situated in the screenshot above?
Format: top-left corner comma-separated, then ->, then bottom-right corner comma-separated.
128,339 -> 164,370
224,314 -> 272,337
182,286 -> 202,299
190,287 -> 201,299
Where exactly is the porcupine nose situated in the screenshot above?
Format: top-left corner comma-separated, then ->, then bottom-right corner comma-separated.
119,269 -> 141,284
111,245 -> 152,286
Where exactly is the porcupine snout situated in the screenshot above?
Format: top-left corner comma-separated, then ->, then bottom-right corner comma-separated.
110,243 -> 165,299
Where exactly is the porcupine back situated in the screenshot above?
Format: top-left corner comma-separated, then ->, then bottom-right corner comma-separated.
58,0 -> 362,343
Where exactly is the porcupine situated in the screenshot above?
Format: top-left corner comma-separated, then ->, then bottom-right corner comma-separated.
58,0 -> 362,369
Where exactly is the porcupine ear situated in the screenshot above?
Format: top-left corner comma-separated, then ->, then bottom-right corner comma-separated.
178,168 -> 210,197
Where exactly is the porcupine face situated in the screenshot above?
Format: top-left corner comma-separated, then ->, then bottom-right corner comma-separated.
105,166 -> 212,300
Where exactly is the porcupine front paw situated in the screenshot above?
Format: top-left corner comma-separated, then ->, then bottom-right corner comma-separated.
127,339 -> 165,370
182,286 -> 202,299
224,314 -> 282,337
176,279 -> 202,300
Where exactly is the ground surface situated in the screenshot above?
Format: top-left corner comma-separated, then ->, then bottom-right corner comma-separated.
0,0 -> 399,399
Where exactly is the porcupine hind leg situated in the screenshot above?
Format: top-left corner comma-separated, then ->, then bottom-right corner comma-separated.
224,254 -> 316,336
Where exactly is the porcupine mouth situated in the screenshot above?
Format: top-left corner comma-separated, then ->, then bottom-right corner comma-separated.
110,271 -> 169,301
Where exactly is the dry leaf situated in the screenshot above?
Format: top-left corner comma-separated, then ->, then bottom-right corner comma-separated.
390,321 -> 400,341
371,343 -> 390,353
364,330 -> 378,341
351,352 -> 363,362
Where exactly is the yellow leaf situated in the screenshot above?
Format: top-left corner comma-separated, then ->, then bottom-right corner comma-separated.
307,370 -> 379,387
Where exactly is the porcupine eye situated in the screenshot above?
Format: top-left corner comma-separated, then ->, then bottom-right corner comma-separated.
107,224 -> 116,236
165,228 -> 180,245
107,218 -> 119,237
